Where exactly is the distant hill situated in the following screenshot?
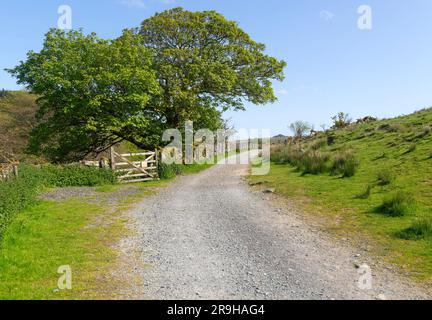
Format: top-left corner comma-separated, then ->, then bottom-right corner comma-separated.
0,91 -> 38,162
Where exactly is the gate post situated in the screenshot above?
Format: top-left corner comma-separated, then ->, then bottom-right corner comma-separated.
12,165 -> 19,178
110,147 -> 116,170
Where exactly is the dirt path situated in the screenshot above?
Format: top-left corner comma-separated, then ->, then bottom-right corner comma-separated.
124,156 -> 430,300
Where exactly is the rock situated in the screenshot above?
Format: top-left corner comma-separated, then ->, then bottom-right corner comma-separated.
263,189 -> 275,194
52,289 -> 60,293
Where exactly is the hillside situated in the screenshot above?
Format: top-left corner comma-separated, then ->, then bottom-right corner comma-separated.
251,108 -> 432,281
0,91 -> 38,162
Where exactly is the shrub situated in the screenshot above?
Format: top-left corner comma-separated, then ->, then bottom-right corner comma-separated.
403,143 -> 417,154
19,164 -> 118,187
355,184 -> 373,199
378,191 -> 414,217
376,169 -> 394,186
420,126 -> 431,138
0,175 -> 40,237
331,112 -> 352,129
327,135 -> 335,146
397,216 -> 432,240
271,146 -> 302,166
330,151 -> 359,177
157,162 -> 183,180
298,151 -> 330,175
309,138 -> 327,151
0,164 -> 118,240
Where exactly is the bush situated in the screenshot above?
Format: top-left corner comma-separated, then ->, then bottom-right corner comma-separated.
298,151 -> 330,175
0,175 -> 40,237
20,164 -> 118,187
378,191 -> 414,217
355,184 -> 373,199
330,151 -> 359,177
158,162 -> 183,180
376,169 -> 394,186
404,143 -> 417,154
0,164 -> 117,240
331,112 -> 352,129
309,138 -> 327,151
327,135 -> 335,146
397,215 -> 432,240
271,146 -> 302,166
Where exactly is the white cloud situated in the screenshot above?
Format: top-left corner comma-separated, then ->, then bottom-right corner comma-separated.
320,10 -> 335,21
277,89 -> 289,95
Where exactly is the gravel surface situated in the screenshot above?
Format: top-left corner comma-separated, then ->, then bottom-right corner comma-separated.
125,156 -> 430,300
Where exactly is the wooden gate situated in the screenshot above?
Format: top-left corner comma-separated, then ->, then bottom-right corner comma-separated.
0,163 -> 18,181
110,148 -> 158,183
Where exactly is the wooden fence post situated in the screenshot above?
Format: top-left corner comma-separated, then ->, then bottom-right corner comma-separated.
99,159 -> 106,169
110,147 -> 116,170
12,165 -> 18,178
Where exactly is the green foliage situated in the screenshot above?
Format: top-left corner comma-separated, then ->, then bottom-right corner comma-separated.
376,169 -> 395,186
157,162 -> 183,180
355,184 -> 373,200
0,174 -> 40,238
298,151 -> 330,175
20,164 -> 118,187
331,112 -> 352,129
398,216 -> 432,240
289,121 -> 312,140
7,29 -> 161,163
0,164 -> 117,240
330,150 -> 359,177
378,191 -> 414,217
140,7 -> 286,131
404,143 -> 417,154
309,138 -> 327,151
8,9 -> 286,162
256,108 -> 432,278
271,146 -> 302,165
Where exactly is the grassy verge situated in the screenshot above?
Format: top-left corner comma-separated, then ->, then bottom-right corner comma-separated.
0,182 -> 162,300
250,109 -> 432,282
0,158 -> 215,299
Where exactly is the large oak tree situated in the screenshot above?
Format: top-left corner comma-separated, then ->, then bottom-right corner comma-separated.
139,7 -> 286,131
8,8 -> 285,162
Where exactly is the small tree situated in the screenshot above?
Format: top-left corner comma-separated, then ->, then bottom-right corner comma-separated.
289,121 -> 312,141
331,112 -> 352,129
0,89 -> 8,98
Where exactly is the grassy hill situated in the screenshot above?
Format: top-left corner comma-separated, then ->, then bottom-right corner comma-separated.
0,91 -> 38,162
251,108 -> 432,281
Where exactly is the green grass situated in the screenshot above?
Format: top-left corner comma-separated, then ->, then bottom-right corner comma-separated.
251,108 -> 432,281
0,200 -> 121,299
0,156 -> 214,299
0,180 -> 166,300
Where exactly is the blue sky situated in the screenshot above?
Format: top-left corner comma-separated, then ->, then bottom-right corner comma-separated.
1,0 -> 432,135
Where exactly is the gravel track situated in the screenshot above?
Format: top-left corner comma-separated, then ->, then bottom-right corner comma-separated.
126,156 -> 430,300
